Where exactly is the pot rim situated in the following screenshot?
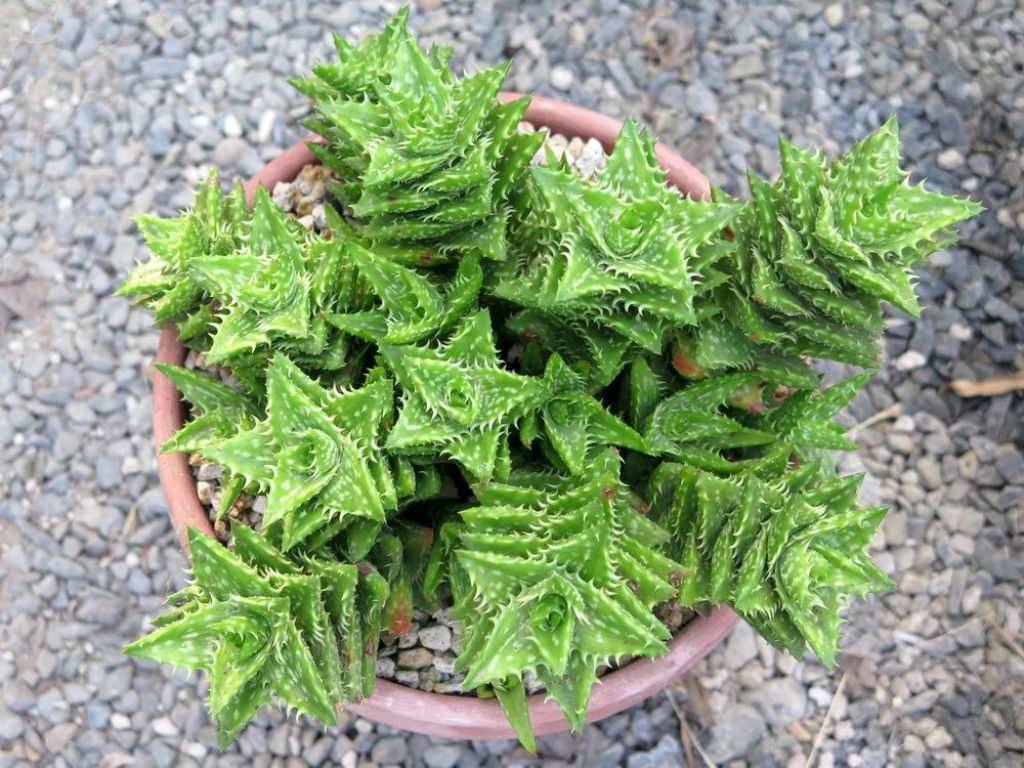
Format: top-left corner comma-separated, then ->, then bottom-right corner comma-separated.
150,92 -> 738,741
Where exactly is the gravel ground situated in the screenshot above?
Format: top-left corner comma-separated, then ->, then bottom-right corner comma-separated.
1,1 -> 1022,766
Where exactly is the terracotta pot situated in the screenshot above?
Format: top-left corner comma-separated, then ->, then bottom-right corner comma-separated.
151,93 -> 739,741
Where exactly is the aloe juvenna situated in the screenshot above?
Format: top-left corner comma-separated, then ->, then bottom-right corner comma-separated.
121,8 -> 981,749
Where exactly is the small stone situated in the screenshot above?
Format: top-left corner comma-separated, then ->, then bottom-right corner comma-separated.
824,4 -> 845,27
398,626 -> 420,648
704,704 -> 765,763
961,584 -> 982,614
110,713 -> 131,730
995,446 -> 1024,483
272,181 -> 296,212
85,702 -> 109,729
904,733 -> 926,753
723,622 -> 758,668
305,736 -> 333,766
376,656 -> 396,678
44,722 -> 78,753
256,110 -> 277,144
967,153 -> 994,177
917,456 -> 943,490
984,296 -> 1019,324
432,653 -> 457,675
925,727 -> 953,750
937,148 -> 964,170
140,57 -> 187,80
0,714 -> 24,741
223,114 -> 243,138
152,716 -> 178,737
949,322 -> 972,340
627,734 -> 683,767
3,680 -> 35,714
757,678 -> 807,725
418,625 -> 452,652
371,736 -> 408,764
13,210 -> 37,236
423,744 -> 462,768
656,83 -> 686,109
213,137 -> 261,174
397,648 -> 433,669
685,81 -> 719,116
395,669 -> 420,686
312,204 -> 327,231
248,7 -> 280,33
894,350 -> 927,371
576,138 -> 606,179
196,463 -> 222,481
550,66 -> 574,91
937,107 -> 968,146
939,505 -> 985,536
726,54 -> 765,80
904,12 -> 930,31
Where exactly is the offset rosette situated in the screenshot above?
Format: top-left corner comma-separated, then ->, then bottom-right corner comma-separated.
118,171 -> 249,341
452,450 -> 682,738
649,459 -> 891,666
677,119 -> 982,372
494,120 -> 740,384
198,354 -> 393,553
381,310 -> 549,482
293,8 -> 543,261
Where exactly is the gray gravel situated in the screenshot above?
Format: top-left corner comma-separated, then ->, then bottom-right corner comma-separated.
1,0 -> 1022,766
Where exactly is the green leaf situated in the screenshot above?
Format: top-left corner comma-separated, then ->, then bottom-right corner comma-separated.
454,450 -> 678,729
383,310 -> 547,481
656,460 -> 892,667
493,676 -> 536,753
155,364 -> 254,416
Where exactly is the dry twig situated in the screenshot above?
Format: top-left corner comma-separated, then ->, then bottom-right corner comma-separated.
666,689 -> 718,768
803,673 -> 847,768
948,372 -> 1024,398
847,403 -> 903,438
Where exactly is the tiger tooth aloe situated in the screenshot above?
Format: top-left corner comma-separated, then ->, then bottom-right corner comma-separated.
526,353 -> 647,475
125,529 -> 340,746
122,7 -> 982,752
649,460 -> 891,666
327,246 -> 483,344
190,187 -> 314,364
381,309 -> 548,481
119,170 -> 249,338
293,7 -> 542,261
494,119 -> 741,359
200,353 -> 394,552
154,364 -> 258,454
454,449 -> 681,732
681,118 -> 982,371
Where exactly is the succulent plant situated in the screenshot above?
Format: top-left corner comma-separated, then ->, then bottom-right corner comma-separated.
493,120 -> 742,384
454,449 -> 681,737
648,459 -> 891,666
292,6 -> 544,261
125,527 -> 388,746
674,119 -> 982,373
122,8 -> 981,752
118,171 -> 249,341
200,353 -> 394,554
381,309 -> 548,481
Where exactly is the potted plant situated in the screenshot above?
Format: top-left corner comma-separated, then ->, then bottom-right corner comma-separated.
119,8 -> 980,750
